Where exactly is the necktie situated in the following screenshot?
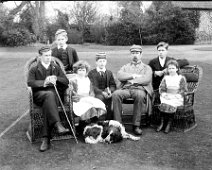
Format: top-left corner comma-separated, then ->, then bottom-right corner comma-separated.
100,71 -> 104,77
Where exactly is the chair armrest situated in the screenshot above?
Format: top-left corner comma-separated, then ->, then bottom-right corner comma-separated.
183,91 -> 195,106
64,86 -> 73,104
26,86 -> 34,105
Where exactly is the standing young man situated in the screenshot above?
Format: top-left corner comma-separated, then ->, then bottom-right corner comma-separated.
88,52 -> 116,120
27,46 -> 70,152
112,45 -> 153,135
51,29 -> 79,74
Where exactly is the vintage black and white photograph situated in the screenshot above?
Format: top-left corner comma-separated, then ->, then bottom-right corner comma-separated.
0,1 -> 211,170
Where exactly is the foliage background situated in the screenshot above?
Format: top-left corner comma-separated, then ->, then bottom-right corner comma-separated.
0,1 -> 200,46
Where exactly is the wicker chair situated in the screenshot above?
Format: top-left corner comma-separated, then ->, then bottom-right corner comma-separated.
150,65 -> 203,132
25,56 -> 76,143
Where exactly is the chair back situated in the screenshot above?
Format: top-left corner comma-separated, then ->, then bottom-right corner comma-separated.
180,65 -> 203,93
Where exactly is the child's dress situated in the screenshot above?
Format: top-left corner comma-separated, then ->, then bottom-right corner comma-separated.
159,74 -> 188,107
71,76 -> 106,120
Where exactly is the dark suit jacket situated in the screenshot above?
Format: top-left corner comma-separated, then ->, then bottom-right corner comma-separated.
27,61 -> 69,94
148,56 -> 189,90
51,45 -> 79,72
88,69 -> 116,95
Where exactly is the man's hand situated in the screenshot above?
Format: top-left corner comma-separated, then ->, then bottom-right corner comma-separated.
102,91 -> 109,98
154,68 -> 167,77
154,71 -> 164,77
44,75 -> 57,87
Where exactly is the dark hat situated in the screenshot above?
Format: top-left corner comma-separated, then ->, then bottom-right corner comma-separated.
130,45 -> 142,52
55,29 -> 67,37
38,46 -> 51,55
96,52 -> 107,61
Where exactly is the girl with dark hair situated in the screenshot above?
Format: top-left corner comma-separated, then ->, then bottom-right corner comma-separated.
157,59 -> 188,133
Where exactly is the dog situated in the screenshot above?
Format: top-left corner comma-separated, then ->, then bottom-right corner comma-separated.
83,120 -> 140,144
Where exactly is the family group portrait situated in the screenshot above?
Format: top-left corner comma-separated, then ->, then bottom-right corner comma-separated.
0,1 -> 211,170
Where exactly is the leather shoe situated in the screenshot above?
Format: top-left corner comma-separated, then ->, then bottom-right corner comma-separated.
39,137 -> 50,152
133,126 -> 142,135
55,122 -> 70,135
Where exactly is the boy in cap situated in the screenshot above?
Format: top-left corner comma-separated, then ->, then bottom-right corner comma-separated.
88,52 -> 116,120
112,45 -> 153,135
51,29 -> 79,74
27,46 -> 70,152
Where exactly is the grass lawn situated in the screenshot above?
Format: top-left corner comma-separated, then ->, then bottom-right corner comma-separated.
0,44 -> 212,170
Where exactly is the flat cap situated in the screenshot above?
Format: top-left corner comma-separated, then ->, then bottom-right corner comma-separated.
55,29 -> 67,37
96,52 -> 107,61
38,46 -> 51,55
130,44 -> 142,52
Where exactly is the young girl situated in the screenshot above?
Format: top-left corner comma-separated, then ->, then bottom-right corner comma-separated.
157,59 -> 188,133
70,60 -> 106,122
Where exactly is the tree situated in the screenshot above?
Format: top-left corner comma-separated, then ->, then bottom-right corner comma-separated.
69,1 -> 97,43
143,1 -> 196,44
6,1 -> 46,42
118,1 -> 144,45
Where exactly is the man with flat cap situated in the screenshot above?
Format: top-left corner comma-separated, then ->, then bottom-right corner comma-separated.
112,45 -> 153,135
27,46 -> 70,152
88,52 -> 116,120
51,29 -> 79,74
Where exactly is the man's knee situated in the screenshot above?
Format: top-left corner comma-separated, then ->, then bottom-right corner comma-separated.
112,90 -> 122,99
45,91 -> 56,100
133,90 -> 146,101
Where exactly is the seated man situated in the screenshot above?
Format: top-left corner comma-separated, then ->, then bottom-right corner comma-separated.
88,52 -> 116,120
112,45 -> 153,135
27,46 -> 70,152
148,41 -> 189,91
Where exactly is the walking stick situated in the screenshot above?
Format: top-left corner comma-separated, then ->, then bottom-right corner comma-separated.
54,84 -> 78,144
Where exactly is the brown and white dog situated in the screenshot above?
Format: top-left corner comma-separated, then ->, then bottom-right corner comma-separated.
83,120 -> 140,144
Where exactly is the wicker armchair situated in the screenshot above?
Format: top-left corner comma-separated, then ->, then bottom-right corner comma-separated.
25,56 -> 76,143
151,65 -> 203,132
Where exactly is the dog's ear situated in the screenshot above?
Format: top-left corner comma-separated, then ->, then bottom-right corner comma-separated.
83,127 -> 91,137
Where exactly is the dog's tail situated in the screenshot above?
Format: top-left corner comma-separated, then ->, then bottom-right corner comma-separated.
123,133 -> 140,141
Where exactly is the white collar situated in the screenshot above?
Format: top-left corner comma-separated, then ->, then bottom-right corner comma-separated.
96,67 -> 106,73
41,61 -> 50,69
159,57 -> 166,67
57,44 -> 67,50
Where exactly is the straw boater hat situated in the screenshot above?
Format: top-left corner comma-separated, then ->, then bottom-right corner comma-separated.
55,29 -> 67,37
96,52 -> 107,61
130,45 -> 142,52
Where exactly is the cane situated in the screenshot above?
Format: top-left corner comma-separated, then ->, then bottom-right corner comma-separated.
53,84 -> 78,144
